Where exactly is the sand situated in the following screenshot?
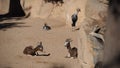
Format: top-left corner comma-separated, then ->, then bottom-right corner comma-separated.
0,17 -> 81,68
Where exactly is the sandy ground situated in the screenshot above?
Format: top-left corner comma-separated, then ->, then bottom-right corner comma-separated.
0,18 -> 81,68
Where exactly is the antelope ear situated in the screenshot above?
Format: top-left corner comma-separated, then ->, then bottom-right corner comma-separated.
40,42 -> 42,45
64,42 -> 68,46
68,38 -> 72,42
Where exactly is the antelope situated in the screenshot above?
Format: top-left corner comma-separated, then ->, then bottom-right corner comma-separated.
64,39 -> 78,59
23,42 -> 50,56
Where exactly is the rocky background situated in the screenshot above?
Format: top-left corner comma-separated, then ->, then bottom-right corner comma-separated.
0,0 -> 108,68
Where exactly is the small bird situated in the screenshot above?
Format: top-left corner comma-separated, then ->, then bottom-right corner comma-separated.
43,23 -> 51,30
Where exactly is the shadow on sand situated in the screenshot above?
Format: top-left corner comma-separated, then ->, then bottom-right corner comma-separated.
0,22 -> 30,31
0,12 -> 31,22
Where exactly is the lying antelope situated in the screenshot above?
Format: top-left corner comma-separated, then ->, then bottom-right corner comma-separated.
23,42 -> 50,56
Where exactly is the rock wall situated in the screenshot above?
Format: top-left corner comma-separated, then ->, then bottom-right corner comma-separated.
85,0 -> 107,20
78,0 -> 107,68
103,0 -> 120,66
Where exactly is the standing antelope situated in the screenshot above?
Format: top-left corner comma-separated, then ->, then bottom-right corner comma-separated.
64,39 -> 78,59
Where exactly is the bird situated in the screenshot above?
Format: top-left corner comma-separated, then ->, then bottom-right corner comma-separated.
71,8 -> 81,28
43,23 -> 51,30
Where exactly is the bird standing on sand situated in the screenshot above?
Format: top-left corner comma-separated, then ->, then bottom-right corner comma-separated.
43,23 -> 51,31
71,8 -> 81,29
